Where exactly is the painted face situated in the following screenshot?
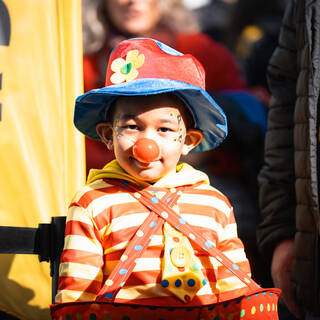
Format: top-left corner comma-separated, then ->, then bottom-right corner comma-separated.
111,94 -> 190,182
105,0 -> 162,36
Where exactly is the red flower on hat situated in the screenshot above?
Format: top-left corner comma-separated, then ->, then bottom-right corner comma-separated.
110,50 -> 145,84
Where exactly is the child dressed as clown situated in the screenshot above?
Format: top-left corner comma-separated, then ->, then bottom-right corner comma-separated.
52,38 -> 262,320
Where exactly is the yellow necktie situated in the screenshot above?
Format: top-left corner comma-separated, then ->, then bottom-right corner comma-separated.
162,222 -> 206,303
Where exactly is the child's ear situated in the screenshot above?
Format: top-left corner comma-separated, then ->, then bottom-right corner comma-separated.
182,129 -> 203,155
96,123 -> 114,150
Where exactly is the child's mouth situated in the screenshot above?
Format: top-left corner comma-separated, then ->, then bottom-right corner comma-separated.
131,157 -> 158,168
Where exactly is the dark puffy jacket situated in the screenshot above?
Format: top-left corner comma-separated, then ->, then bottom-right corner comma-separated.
257,0 -> 320,314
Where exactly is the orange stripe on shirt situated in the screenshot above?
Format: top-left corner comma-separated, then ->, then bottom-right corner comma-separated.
76,185 -> 121,208
65,220 -> 99,240
178,204 -> 228,225
106,247 -> 164,261
60,249 -> 103,267
182,187 -> 231,204
58,276 -> 102,294
122,270 -> 162,287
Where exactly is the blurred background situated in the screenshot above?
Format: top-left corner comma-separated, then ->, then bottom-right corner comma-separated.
0,0 -> 291,319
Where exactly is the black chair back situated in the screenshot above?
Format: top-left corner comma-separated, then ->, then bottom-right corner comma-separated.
0,216 -> 66,303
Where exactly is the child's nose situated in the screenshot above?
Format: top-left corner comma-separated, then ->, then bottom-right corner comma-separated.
133,138 -> 160,163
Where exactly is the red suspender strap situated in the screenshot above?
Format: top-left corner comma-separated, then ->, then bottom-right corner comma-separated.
96,179 -> 260,302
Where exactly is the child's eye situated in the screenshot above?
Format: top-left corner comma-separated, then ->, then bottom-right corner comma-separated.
124,125 -> 138,130
158,127 -> 172,133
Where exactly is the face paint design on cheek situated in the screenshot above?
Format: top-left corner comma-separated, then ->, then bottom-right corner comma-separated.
178,128 -> 183,143
171,112 -> 185,143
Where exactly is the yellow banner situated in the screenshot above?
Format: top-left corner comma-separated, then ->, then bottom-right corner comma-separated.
0,0 -> 84,319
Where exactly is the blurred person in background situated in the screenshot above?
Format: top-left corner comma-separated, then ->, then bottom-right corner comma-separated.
228,0 -> 288,106
258,0 -> 320,319
191,0 -> 236,46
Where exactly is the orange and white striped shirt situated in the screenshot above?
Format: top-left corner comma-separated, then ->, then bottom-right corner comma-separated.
55,162 -> 251,306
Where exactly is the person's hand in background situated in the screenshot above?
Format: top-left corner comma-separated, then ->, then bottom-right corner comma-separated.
271,239 -> 302,319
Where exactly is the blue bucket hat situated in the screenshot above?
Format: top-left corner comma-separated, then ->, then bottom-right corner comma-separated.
74,38 -> 227,152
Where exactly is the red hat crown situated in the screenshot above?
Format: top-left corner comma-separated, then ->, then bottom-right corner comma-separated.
105,38 -> 206,90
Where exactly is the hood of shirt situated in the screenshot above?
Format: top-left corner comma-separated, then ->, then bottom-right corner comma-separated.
86,160 -> 209,188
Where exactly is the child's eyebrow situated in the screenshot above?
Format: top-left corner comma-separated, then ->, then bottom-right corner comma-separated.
118,114 -> 136,121
158,118 -> 178,124
118,114 -> 179,123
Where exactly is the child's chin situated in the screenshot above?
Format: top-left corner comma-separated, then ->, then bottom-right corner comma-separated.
132,169 -> 163,183
136,172 -> 160,183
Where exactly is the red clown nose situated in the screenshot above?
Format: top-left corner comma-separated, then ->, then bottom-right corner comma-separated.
132,138 -> 160,163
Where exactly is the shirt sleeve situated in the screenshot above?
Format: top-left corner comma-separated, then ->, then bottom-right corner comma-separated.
217,206 -> 251,277
55,202 -> 104,303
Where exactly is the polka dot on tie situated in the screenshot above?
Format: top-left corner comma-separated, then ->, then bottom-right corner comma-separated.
179,218 -> 186,224
134,192 -> 141,198
105,293 -> 113,299
184,295 -> 190,302
161,280 -> 169,287
192,263 -> 200,271
161,211 -> 168,219
175,279 -> 182,287
136,230 -> 144,237
134,245 -> 142,251
119,269 -> 128,275
170,188 -> 176,193
187,279 -> 196,287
